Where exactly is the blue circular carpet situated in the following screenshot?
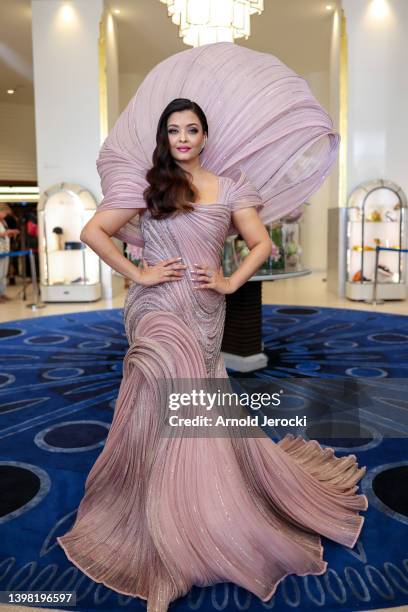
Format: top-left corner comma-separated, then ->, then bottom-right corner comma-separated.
0,305 -> 407,612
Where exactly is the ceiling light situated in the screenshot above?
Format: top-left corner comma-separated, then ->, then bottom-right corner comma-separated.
0,186 -> 39,194
0,186 -> 40,203
7,89 -> 15,95
61,3 -> 75,23
113,9 -> 121,14
325,4 -> 334,10
160,0 -> 264,47
369,0 -> 390,19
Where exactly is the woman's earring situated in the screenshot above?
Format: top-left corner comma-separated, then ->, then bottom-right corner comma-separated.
200,137 -> 207,154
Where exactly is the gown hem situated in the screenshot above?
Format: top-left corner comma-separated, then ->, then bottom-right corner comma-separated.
56,536 -> 149,601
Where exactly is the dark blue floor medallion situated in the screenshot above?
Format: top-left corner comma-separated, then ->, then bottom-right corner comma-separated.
0,305 -> 407,612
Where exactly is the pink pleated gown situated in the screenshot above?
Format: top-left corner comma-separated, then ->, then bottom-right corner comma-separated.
57,170 -> 368,612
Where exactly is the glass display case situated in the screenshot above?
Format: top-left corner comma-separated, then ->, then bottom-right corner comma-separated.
222,205 -> 305,276
346,179 -> 407,301
38,182 -> 101,302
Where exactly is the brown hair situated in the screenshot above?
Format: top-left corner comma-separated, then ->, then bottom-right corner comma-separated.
0,203 -> 12,215
143,98 -> 208,219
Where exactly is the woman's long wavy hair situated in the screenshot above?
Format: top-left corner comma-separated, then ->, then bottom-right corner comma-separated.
143,98 -> 208,219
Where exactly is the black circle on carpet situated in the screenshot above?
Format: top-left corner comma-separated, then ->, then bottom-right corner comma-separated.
0,466 -> 40,517
0,373 -> 13,387
275,307 -> 319,315
26,335 -> 67,344
0,328 -> 22,338
373,467 -> 408,517
370,333 -> 408,344
44,423 -> 108,448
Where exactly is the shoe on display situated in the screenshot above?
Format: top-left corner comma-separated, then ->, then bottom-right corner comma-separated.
352,270 -> 371,282
385,211 -> 397,222
377,264 -> 393,277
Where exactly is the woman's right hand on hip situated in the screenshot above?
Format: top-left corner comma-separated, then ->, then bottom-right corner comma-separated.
138,256 -> 187,286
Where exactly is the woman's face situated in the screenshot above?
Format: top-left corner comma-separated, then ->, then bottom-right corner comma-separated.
166,110 -> 206,162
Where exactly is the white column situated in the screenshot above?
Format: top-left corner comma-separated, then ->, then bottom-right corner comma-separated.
328,0 -> 408,296
342,0 -> 408,195
31,0 -> 121,299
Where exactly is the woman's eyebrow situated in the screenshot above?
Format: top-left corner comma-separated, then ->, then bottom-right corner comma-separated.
167,123 -> 199,128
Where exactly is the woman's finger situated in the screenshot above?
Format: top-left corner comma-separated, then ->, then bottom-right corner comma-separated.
163,256 -> 183,266
192,268 -> 213,278
164,270 -> 183,278
170,263 -> 187,270
193,263 -> 210,274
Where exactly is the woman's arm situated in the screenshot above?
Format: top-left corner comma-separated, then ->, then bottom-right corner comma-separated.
0,229 -> 18,238
193,207 -> 272,294
227,207 -> 273,291
80,209 -> 187,285
80,209 -> 146,283
230,208 -> 273,291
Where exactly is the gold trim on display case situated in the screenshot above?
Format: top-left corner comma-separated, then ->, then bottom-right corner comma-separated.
98,13 -> 108,145
338,8 -> 348,208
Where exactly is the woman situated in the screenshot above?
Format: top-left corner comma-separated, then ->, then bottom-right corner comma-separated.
57,98 -> 367,612
0,203 -> 19,303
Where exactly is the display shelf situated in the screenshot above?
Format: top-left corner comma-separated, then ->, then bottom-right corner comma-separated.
345,179 -> 407,300
38,182 -> 102,302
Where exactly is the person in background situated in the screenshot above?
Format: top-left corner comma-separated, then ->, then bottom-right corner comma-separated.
4,206 -> 19,285
25,210 -> 39,279
0,203 -> 20,302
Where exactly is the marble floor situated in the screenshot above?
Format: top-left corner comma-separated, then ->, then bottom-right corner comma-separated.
0,271 -> 407,324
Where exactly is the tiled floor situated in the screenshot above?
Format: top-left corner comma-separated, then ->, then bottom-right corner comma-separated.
1,274 -> 406,612
261,271 -> 408,314
0,272 -> 407,324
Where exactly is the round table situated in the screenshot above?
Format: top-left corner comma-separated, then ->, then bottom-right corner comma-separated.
221,268 -> 312,373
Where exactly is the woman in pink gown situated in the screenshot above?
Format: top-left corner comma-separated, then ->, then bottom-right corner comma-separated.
57,96 -> 368,612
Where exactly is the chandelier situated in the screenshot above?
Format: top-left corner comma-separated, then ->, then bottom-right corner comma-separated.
160,0 -> 264,47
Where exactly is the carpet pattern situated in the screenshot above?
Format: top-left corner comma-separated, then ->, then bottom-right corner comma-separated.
0,305 -> 407,612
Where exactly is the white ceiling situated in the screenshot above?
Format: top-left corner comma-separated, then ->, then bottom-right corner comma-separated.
0,0 -> 338,106
0,0 -> 33,104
